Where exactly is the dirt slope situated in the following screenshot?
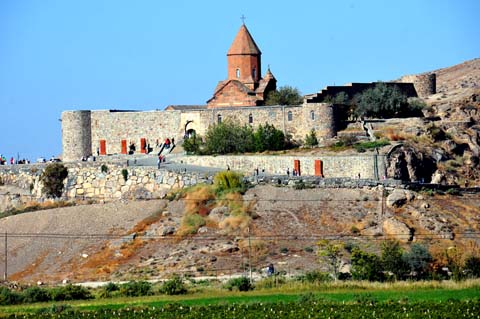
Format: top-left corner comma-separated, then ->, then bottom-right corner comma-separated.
1,185 -> 479,284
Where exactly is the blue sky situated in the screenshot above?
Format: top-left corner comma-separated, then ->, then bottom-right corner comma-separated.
0,0 -> 479,161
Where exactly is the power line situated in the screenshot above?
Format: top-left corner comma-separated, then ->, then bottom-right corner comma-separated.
3,232 -> 480,240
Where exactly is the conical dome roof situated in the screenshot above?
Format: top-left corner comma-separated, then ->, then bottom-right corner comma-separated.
227,24 -> 261,55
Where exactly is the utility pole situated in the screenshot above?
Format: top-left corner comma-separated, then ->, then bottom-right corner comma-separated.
3,232 -> 7,281
248,227 -> 252,283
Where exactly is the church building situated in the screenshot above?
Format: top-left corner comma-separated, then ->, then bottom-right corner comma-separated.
206,24 -> 277,107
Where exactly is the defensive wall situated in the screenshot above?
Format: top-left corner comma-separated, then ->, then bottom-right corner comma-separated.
0,153 -> 390,211
305,73 -> 436,104
179,154 -> 387,180
62,103 -> 335,162
0,163 -> 211,206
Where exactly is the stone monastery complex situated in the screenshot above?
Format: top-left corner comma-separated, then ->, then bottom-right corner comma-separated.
61,24 -> 436,162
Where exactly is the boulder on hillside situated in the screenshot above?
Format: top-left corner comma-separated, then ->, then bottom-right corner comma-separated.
431,170 -> 446,184
382,218 -> 412,242
209,206 -> 229,223
386,189 -> 415,208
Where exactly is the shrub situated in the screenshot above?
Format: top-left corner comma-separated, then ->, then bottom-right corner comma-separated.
40,163 -> 68,198
353,139 -> 390,152
22,286 -> 51,303
304,129 -> 319,148
255,275 -> 286,289
224,277 -> 253,291
99,282 -> 119,298
36,304 -> 74,315
182,135 -> 203,154
446,188 -> 461,196
301,270 -> 332,283
159,276 -> 187,295
464,256 -> 480,278
119,281 -> 153,297
179,213 -> 206,235
0,287 -> 23,305
213,171 -> 244,193
121,169 -> 128,181
50,284 -> 92,301
294,180 -> 306,190
350,226 -> 360,234
100,164 -> 108,173
298,292 -> 317,303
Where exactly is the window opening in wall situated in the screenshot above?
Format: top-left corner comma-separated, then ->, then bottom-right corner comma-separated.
310,110 -> 315,120
236,68 -> 240,78
217,114 -> 222,124
287,111 -> 293,121
252,67 -> 256,79
248,113 -> 253,124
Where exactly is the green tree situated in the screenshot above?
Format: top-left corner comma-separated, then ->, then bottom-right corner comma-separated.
205,121 -> 254,154
317,240 -> 345,280
40,163 -> 68,198
402,243 -> 432,279
182,134 -> 204,154
353,83 -> 422,118
253,123 -> 285,152
159,276 -> 187,295
265,85 -> 303,106
351,248 -> 384,281
324,92 -> 349,104
381,240 -> 408,280
464,255 -> 480,278
304,129 -> 319,148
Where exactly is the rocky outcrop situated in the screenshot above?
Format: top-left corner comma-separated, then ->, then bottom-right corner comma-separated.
386,189 -> 415,208
386,145 -> 436,182
382,218 -> 412,242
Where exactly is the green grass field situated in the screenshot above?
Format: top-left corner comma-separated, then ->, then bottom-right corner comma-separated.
1,280 -> 479,316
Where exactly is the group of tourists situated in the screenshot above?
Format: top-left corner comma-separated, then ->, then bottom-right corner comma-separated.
0,155 -> 31,165
156,137 -> 176,168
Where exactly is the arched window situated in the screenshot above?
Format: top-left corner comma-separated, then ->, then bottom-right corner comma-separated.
310,110 -> 315,121
236,68 -> 240,78
248,113 -> 253,124
217,114 -> 222,124
287,111 -> 293,121
252,68 -> 256,79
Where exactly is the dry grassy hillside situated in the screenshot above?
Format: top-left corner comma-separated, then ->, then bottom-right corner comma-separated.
1,185 -> 479,284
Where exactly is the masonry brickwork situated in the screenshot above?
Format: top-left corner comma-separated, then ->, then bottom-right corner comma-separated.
183,154 -> 387,180
62,103 -> 337,161
0,152 -> 390,210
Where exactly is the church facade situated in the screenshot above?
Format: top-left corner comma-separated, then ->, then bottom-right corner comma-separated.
61,24 -> 434,162
206,24 -> 276,107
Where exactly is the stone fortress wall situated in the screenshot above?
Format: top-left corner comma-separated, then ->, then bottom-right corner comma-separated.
0,163 -> 211,203
0,152 -> 386,209
62,102 -> 336,162
62,111 -> 92,162
400,73 -> 436,98
184,154 -> 387,180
